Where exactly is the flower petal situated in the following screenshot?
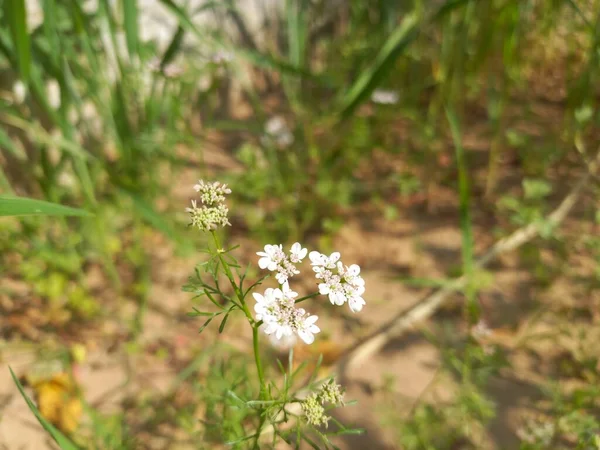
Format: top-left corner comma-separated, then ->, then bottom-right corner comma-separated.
298,330 -> 315,344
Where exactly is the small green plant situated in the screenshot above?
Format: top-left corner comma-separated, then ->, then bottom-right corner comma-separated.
181,179 -> 364,448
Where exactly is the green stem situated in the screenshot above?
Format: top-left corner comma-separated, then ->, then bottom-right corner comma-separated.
210,231 -> 268,430
253,325 -> 266,394
252,414 -> 267,450
295,292 -> 320,304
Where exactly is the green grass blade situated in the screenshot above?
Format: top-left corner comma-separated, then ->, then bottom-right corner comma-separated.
5,0 -> 31,82
446,107 -> 477,320
42,0 -> 61,66
0,127 -> 26,160
123,0 -> 139,60
9,367 -> 81,450
72,157 -> 97,206
119,189 -> 179,242
0,195 -> 93,217
338,12 -> 419,117
160,25 -> 185,68
287,0 -> 306,68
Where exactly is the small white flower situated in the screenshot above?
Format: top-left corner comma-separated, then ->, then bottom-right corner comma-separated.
290,242 -> 308,263
252,288 -> 280,322
309,251 -> 340,268
257,244 -> 283,271
371,89 -> 399,105
297,314 -> 320,344
310,251 -> 366,312
256,242 -> 306,284
348,295 -> 366,313
254,287 -> 320,345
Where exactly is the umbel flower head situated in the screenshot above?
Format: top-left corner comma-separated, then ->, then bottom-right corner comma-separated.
254,243 -> 365,345
253,283 -> 320,344
309,251 -> 366,313
186,180 -> 232,232
301,379 -> 345,428
257,242 -> 307,284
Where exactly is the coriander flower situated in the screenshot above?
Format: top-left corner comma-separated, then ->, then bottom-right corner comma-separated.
301,394 -> 329,427
186,180 -> 231,232
301,380 -> 345,428
309,251 -> 366,312
253,285 -> 320,345
319,379 -> 345,406
256,242 -> 307,284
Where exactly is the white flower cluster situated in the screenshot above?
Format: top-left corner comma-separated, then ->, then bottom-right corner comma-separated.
254,243 -> 366,345
257,242 -> 307,284
186,180 -> 232,232
309,251 -> 366,313
253,284 -> 320,345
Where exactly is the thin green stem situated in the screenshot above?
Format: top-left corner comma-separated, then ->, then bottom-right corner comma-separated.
210,231 -> 269,448
253,325 -> 266,393
252,413 -> 267,450
295,292 -> 320,304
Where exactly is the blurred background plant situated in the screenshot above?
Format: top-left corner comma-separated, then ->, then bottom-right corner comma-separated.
1,0 -> 600,448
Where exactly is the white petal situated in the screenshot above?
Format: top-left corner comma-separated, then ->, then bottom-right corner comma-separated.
309,251 -> 325,265
258,257 -> 271,269
348,264 -> 361,276
349,296 -> 366,312
264,323 -> 277,334
298,330 -> 315,344
276,272 -> 287,284
252,293 -> 264,303
305,315 -> 319,326
329,252 -> 341,264
332,292 -> 346,305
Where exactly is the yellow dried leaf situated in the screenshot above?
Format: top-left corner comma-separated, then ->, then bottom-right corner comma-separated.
32,372 -> 82,435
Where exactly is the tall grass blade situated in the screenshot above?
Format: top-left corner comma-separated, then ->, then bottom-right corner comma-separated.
0,195 -> 93,217
120,189 -> 179,242
446,108 -> 477,320
338,12 -> 419,117
123,0 -> 139,60
161,26 -> 185,67
287,0 -> 306,68
5,0 -> 31,82
0,127 -> 26,160
9,367 -> 81,450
